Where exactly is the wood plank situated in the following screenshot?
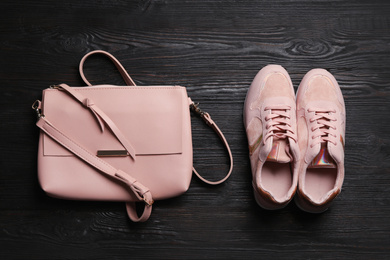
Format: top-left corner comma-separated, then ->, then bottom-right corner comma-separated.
1,0 -> 390,259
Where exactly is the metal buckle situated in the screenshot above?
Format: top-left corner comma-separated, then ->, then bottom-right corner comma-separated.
143,196 -> 154,206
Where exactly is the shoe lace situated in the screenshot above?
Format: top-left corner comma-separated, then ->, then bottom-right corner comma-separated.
308,108 -> 337,148
263,105 -> 296,144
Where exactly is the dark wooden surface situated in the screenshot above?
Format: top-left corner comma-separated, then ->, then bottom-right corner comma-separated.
1,0 -> 390,259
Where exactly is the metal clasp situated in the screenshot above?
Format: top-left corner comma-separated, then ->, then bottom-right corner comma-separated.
32,100 -> 44,119
190,101 -> 212,126
190,102 -> 206,117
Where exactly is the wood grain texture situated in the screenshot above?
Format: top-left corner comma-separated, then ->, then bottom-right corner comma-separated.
1,0 -> 390,259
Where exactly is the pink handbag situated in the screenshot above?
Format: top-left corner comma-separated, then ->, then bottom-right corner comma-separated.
32,50 -> 233,222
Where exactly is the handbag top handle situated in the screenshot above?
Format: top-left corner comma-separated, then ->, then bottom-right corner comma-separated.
79,50 -> 137,87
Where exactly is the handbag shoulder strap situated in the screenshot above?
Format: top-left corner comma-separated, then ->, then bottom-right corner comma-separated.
79,50 -> 233,185
189,100 -> 233,185
34,105 -> 152,222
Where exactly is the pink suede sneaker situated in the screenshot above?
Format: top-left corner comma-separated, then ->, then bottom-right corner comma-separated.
244,65 -> 299,210
295,69 -> 346,213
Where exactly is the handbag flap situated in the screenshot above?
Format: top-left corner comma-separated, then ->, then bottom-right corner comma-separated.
42,85 -> 187,156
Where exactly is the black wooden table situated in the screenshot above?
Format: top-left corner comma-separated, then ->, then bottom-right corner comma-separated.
1,1 -> 389,259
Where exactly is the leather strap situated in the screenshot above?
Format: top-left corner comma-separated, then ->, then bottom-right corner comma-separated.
189,100 -> 233,185
79,50 -> 233,186
36,115 -> 152,222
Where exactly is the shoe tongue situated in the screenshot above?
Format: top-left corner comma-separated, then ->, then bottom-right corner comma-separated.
308,143 -> 336,168
266,139 -> 292,163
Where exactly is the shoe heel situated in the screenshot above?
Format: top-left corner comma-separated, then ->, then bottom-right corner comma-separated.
253,185 -> 289,210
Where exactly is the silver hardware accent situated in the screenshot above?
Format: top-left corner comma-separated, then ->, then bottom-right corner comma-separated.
32,100 -> 44,119
190,102 -> 205,116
